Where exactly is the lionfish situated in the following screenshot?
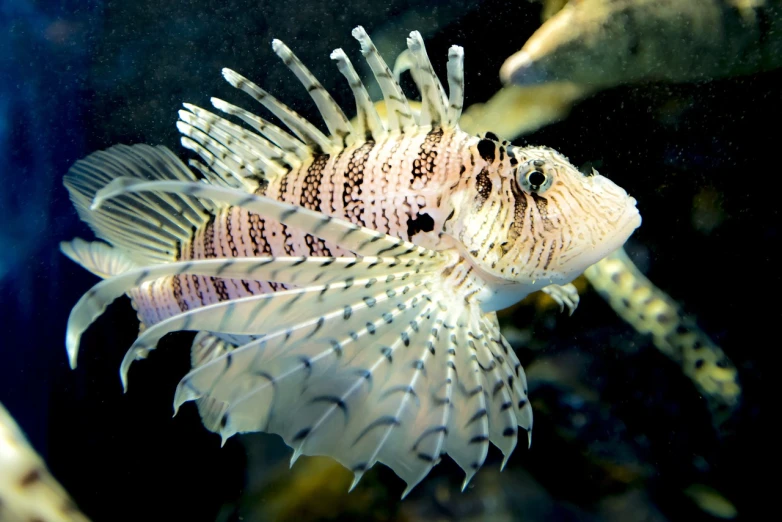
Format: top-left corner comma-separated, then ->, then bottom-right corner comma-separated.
61,26 -> 641,496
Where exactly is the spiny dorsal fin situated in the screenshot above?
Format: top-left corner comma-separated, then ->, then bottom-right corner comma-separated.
272,39 -> 354,148
180,103 -> 296,175
330,48 -> 386,141
222,68 -> 335,154
176,120 -> 263,191
209,27 -> 459,165
351,26 -> 417,133
445,45 -> 465,128
210,97 -> 311,161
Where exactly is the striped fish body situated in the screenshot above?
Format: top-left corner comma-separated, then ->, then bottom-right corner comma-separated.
61,27 -> 641,496
134,127 -> 472,326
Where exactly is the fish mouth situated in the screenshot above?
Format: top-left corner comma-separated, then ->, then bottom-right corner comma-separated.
558,199 -> 641,280
603,199 -> 642,257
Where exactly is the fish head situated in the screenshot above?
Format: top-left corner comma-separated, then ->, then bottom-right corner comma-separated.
450,143 -> 641,311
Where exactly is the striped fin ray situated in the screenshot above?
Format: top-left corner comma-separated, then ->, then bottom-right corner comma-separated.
176,119 -> 263,191
330,48 -> 386,141
66,255 -> 433,370
120,263 -> 432,389
271,39 -> 354,147
210,97 -> 311,161
172,278 -> 460,495
469,312 -> 519,469
337,297 -> 458,497
171,275 -> 437,439
190,332 -> 237,433
222,68 -> 335,154
287,298 -> 451,485
63,144 -> 213,265
183,156 -> 232,189
404,31 -> 449,128
445,45 -> 465,128
351,26 -> 416,132
180,103 -> 297,175
217,289 -> 430,447
480,314 -> 533,449
441,307 -> 491,489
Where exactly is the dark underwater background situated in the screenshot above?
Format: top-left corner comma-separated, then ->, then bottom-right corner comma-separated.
0,0 -> 775,520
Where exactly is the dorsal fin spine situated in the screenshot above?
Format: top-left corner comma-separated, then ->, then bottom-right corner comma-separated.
351,26 -> 416,133
210,97 -> 310,161
405,31 -> 448,128
271,39 -> 354,148
446,46 -> 465,128
330,48 -> 386,141
222,68 -> 335,154
181,103 -> 296,175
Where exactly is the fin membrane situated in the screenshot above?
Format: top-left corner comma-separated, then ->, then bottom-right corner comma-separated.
60,238 -> 138,279
63,144 -> 214,265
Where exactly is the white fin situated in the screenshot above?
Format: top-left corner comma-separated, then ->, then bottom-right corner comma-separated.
210,97 -> 311,161
67,254 -> 435,372
63,144 -> 214,265
222,68 -> 335,154
171,269 -> 444,490
77,169 -> 531,495
445,46 -> 465,128
190,332 -> 236,432
403,31 -> 448,128
351,26 -> 417,133
179,103 -> 293,179
272,39 -> 354,147
119,257 -> 438,389
330,48 -> 386,141
211,27 -> 457,161
59,238 -> 137,279
67,175 -> 441,369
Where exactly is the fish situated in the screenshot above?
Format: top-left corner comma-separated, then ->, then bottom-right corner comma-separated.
0,402 -> 91,522
501,0 -> 782,89
60,26 -> 641,496
584,248 -> 741,427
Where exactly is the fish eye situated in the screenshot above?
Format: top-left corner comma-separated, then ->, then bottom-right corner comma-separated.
527,170 -> 546,187
517,160 -> 553,194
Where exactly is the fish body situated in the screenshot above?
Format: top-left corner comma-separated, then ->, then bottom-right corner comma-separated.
61,27 -> 640,495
